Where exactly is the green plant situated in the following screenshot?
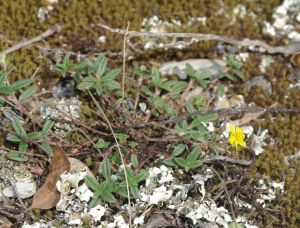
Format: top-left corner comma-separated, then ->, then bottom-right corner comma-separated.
96,138 -> 110,149
6,118 -> 55,161
140,66 -> 187,117
85,158 -> 116,209
115,154 -> 149,198
76,54 -> 121,95
53,55 -> 77,77
164,145 -> 202,172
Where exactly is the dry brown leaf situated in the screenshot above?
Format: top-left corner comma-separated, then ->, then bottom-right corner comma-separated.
230,103 -> 278,126
68,157 -> 96,180
27,143 -> 70,210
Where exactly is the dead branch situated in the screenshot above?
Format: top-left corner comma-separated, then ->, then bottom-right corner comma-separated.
3,24 -> 62,55
203,155 -> 253,166
97,23 -> 300,55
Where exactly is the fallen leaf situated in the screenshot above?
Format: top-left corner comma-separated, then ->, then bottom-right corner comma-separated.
27,143 -> 70,210
229,102 -> 278,126
68,157 -> 96,180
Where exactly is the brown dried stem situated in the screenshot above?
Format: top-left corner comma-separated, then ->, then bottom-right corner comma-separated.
97,23 -> 300,55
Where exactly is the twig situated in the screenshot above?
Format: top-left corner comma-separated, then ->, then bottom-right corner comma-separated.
203,155 -> 253,166
128,107 -> 300,129
210,167 -> 238,228
0,173 -> 26,210
122,22 -> 130,110
3,24 -> 62,55
87,89 -> 133,227
97,23 -> 300,55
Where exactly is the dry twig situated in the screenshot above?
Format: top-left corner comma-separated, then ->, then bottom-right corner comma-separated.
3,24 -> 62,55
97,23 -> 300,55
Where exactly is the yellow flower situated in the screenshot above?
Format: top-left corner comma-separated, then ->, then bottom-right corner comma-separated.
229,124 -> 246,151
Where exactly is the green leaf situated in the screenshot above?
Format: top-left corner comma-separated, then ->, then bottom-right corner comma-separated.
102,68 -> 121,80
131,154 -> 139,168
11,78 -> 34,91
85,175 -> 100,192
18,141 -> 27,152
232,68 -> 244,79
7,152 -> 27,161
172,144 -> 185,156
7,135 -> 23,142
19,86 -> 36,102
88,196 -> 102,209
134,171 -> 148,182
93,82 -> 103,94
186,160 -> 202,170
94,181 -> 107,197
174,157 -> 187,167
130,186 -> 139,198
101,190 -> 116,202
95,54 -> 107,77
186,102 -> 197,114
0,156 -> 4,163
141,85 -> 152,95
211,145 -> 220,155
198,114 -> 218,123
116,187 -> 129,198
0,85 -> 13,94
77,81 -> 94,90
105,80 -> 121,91
41,141 -> 53,157
27,131 -> 48,140
191,116 -> 202,128
163,157 -> 177,166
216,83 -> 225,97
42,119 -> 55,132
84,76 -> 97,82
124,166 -> 134,179
102,159 -> 111,181
187,148 -> 200,161
0,70 -> 8,85
12,118 -> 26,136
183,63 -> 195,76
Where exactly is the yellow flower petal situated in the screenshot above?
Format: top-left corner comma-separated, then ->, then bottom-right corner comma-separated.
229,124 -> 235,134
239,141 -> 246,148
236,127 -> 243,134
229,136 -> 236,145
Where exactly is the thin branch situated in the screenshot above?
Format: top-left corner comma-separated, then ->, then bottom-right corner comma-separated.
203,155 -> 253,166
97,23 -> 300,55
122,22 -> 130,110
0,173 -> 26,210
128,107 -> 300,129
3,24 -> 62,55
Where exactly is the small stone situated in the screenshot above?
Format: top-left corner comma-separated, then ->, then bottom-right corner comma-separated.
2,182 -> 36,199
